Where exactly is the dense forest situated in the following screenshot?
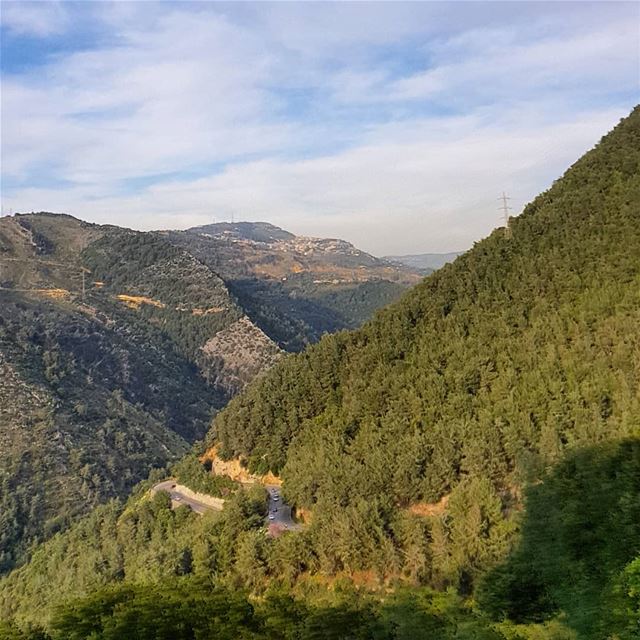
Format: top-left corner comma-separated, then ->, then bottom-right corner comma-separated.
215,106 -> 639,484
207,106 -> 640,627
0,581 -> 571,640
1,107 -> 638,638
0,444 -> 637,638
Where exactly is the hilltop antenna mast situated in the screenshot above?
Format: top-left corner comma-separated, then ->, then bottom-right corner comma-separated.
499,192 -> 512,239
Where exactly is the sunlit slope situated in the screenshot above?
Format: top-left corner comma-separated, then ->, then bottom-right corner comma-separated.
166,222 -> 420,351
213,106 -> 640,517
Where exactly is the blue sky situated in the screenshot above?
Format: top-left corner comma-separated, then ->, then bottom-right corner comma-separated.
1,1 -> 638,253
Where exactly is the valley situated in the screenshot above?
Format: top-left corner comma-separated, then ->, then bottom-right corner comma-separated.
2,2 -> 637,637
1,105 -> 638,640
165,221 -> 420,351
0,213 -> 418,574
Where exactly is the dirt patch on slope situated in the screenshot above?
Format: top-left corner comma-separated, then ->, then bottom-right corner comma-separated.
407,494 -> 450,517
201,445 -> 282,486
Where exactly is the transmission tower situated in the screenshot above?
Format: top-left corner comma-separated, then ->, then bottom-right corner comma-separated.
498,192 -> 512,239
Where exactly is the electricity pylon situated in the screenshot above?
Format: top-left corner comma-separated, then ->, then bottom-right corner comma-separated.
499,192 -> 512,239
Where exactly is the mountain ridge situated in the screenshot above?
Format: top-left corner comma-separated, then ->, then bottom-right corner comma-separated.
1,107 -> 638,638
0,212 -> 420,572
186,221 -> 296,243
163,222 -> 420,351
384,251 -> 463,273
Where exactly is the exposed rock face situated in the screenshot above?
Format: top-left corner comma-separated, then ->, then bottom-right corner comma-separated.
201,316 -> 283,396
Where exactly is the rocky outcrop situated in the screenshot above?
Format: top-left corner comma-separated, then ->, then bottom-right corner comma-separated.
200,316 -> 283,396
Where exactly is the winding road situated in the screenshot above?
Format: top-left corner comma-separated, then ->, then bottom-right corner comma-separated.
152,480 -> 223,515
152,480 -> 302,532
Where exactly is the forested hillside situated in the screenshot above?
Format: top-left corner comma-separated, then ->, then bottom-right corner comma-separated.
206,107 -> 640,622
0,215 -> 277,573
0,294 -> 210,572
1,108 -> 638,639
214,106 -> 640,483
2,441 -> 637,638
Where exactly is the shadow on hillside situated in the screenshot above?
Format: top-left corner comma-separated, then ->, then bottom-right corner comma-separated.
477,438 -> 640,639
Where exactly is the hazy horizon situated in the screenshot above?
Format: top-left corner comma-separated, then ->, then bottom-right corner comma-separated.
2,1 -> 638,254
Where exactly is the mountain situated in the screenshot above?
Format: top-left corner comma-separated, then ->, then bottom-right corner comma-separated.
164,221 -> 420,351
205,108 -> 639,628
187,221 -> 296,243
0,214 -> 418,573
180,221 -> 415,281
213,107 -> 640,480
384,251 -> 463,274
1,108 -> 638,637
0,213 -> 281,572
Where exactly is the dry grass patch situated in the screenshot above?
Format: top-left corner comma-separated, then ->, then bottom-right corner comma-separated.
116,294 -> 165,309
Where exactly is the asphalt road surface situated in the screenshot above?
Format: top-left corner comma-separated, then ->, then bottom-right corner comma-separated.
153,480 -> 221,515
265,484 -> 301,531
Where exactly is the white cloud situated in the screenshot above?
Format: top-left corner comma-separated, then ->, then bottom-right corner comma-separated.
2,9 -> 293,184
1,0 -> 69,37
2,2 -> 638,254
324,16 -> 639,106
4,105 -> 626,254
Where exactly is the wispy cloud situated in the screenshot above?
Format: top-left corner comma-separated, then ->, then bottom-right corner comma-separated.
1,0 -> 69,37
1,1 -> 638,253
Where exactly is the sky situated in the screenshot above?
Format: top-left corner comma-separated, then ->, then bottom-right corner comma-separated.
1,1 -> 638,255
